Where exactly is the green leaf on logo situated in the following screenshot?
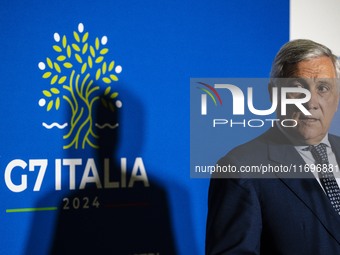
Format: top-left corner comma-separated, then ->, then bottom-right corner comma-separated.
102,62 -> 107,74
51,75 -> 58,85
108,61 -> 115,71
95,37 -> 99,50
58,76 -> 67,84
95,68 -> 101,80
67,45 -> 71,58
90,46 -> 95,58
110,74 -> 118,81
95,56 -> 104,64
54,62 -> 61,73
100,48 -> 109,55
88,56 -> 93,68
43,72 -> 52,78
104,86 -> 111,95
55,97 -> 60,110
43,90 -> 52,97
82,32 -> 89,43
110,92 -> 118,99
75,53 -> 83,63
73,31 -> 80,43
81,63 -> 87,74
63,62 -> 73,68
51,88 -> 60,94
101,98 -> 108,108
47,100 -> 53,111
53,45 -> 62,53
102,77 -> 111,84
82,43 -> 88,54
109,102 -> 115,112
57,55 -> 66,61
72,44 -> 80,52
62,35 -> 67,48
47,58 -> 53,69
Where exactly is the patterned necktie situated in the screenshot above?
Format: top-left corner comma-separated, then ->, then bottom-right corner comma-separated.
310,143 -> 340,215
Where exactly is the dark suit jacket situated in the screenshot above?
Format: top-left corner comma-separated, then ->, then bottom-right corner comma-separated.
206,127 -> 340,255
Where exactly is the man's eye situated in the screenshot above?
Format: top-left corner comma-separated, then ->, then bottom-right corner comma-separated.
289,82 -> 303,88
317,85 -> 330,93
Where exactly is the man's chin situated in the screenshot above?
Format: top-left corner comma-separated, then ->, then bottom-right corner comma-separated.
298,118 -> 321,126
280,123 -> 323,144
291,130 -> 324,145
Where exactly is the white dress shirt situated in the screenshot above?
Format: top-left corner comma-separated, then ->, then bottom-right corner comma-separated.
276,123 -> 340,190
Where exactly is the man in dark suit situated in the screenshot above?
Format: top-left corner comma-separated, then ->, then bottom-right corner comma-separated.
206,39 -> 340,254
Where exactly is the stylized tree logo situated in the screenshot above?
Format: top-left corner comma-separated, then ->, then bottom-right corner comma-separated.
38,23 -> 122,150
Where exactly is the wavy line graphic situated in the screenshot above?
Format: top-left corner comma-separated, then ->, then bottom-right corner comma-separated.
42,122 -> 68,129
198,87 -> 217,105
197,82 -> 223,105
95,123 -> 119,129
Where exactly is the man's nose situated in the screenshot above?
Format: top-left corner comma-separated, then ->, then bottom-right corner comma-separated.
303,89 -> 319,110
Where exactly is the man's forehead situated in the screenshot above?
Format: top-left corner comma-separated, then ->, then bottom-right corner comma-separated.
291,56 -> 336,79
286,77 -> 337,83
272,77 -> 339,89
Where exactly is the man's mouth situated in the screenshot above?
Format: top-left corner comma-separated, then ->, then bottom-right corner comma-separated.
299,116 -> 319,122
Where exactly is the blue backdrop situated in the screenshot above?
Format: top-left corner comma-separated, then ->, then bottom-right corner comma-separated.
0,1 -> 289,254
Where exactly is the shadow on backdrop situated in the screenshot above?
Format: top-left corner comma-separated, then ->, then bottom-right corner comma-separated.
25,87 -> 178,255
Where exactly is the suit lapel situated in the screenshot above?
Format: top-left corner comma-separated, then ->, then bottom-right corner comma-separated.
330,134 -> 340,179
266,129 -> 340,245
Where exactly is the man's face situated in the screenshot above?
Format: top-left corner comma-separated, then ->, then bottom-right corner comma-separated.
279,56 -> 339,145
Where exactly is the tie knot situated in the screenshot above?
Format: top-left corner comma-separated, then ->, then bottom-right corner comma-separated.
309,143 -> 328,164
